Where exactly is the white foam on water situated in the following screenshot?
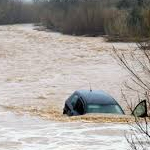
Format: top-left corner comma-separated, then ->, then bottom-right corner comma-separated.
0,108 -> 129,150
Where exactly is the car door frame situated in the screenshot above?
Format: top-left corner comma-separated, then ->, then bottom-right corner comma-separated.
74,95 -> 86,115
65,92 -> 85,116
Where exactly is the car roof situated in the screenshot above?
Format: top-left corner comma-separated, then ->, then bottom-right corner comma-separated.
75,90 -> 117,105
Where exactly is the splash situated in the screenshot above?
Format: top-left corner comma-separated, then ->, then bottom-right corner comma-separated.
1,104 -> 135,123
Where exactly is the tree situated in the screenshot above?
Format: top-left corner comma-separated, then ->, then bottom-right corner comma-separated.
113,40 -> 150,149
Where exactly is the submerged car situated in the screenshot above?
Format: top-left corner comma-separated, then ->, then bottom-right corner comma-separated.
63,90 -> 148,117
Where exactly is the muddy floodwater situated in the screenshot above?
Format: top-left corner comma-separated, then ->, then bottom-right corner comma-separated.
0,24 -> 138,149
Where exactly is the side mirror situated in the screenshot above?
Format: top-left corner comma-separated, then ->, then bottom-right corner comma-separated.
132,100 -> 148,118
67,109 -> 74,116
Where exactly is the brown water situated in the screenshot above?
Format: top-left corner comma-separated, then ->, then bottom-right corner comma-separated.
0,107 -> 131,150
0,24 -> 139,149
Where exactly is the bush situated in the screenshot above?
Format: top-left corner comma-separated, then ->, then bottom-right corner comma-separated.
38,0 -> 107,35
36,0 -> 150,39
104,9 -> 129,37
1,0 -> 149,40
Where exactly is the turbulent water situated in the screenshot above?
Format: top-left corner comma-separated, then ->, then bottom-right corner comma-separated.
0,107 -> 130,150
0,24 -> 139,149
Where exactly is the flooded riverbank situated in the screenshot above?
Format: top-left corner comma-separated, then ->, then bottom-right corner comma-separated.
0,24 -> 138,149
0,24 -> 136,111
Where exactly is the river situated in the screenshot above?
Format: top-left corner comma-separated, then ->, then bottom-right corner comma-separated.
0,24 -> 138,149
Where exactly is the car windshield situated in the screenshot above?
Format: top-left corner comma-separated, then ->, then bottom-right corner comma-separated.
86,104 -> 124,114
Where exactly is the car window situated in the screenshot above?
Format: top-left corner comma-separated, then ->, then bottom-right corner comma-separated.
132,100 -> 147,117
86,104 -> 124,114
74,99 -> 84,115
70,95 -> 79,108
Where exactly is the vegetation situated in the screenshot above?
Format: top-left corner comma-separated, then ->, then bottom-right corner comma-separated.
114,39 -> 150,150
33,0 -> 150,39
0,0 -> 149,39
0,0 -> 36,24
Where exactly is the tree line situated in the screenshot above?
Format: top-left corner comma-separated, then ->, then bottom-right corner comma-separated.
0,0 -> 36,24
33,0 -> 150,40
0,0 -> 150,39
